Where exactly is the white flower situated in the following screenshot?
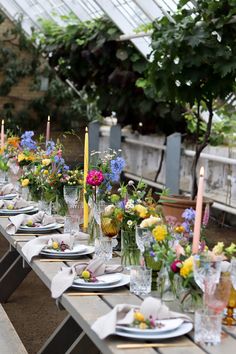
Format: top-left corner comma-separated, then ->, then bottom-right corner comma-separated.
127,220 -> 133,228
125,199 -> 134,211
103,204 -> 115,216
140,216 -> 162,228
128,180 -> 134,186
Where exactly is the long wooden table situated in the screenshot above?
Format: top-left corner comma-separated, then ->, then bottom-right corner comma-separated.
0,217 -> 236,354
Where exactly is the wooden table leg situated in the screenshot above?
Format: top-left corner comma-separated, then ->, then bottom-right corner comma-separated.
0,255 -> 31,302
0,248 -> 19,278
67,332 -> 100,354
38,315 -> 83,354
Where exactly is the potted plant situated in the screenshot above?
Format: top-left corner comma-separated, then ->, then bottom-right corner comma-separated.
140,0 -> 236,205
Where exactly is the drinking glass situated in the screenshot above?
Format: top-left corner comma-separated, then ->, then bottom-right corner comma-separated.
130,266 -> 152,295
38,200 -> 52,215
63,186 -> 80,209
94,237 -> 113,262
64,216 -> 80,236
230,258 -> 236,290
135,226 -> 153,254
194,309 -> 222,345
205,274 -> 232,313
193,255 -> 222,294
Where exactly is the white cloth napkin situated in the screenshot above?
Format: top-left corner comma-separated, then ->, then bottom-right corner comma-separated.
22,233 -> 74,263
0,196 -> 29,210
91,296 -> 191,339
6,211 -> 55,234
51,257 -> 123,299
0,183 -> 16,196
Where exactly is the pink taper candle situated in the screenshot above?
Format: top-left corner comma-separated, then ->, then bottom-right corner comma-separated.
192,166 -> 205,254
46,115 -> 50,144
1,120 -> 4,153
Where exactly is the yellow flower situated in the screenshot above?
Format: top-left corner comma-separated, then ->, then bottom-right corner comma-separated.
134,311 -> 145,322
27,154 -> 35,162
212,242 -> 224,255
174,225 -> 185,233
42,159 -> 51,166
152,224 -> 167,241
180,257 -> 193,278
81,270 -> 90,280
7,136 -> 20,148
52,241 -> 59,250
134,204 -> 148,218
18,153 -> 26,162
21,178 -> 29,187
43,170 -> 49,175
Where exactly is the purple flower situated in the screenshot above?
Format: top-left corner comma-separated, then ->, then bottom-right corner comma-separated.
110,157 -> 125,182
182,208 -> 196,222
20,131 -> 37,150
149,250 -> 155,257
46,141 -> 55,155
182,221 -> 190,233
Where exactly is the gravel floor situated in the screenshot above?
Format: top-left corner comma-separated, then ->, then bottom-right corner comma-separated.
0,218 -> 235,354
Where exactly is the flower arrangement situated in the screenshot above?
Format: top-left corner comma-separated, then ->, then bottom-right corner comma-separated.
85,150 -> 125,203
47,239 -> 70,252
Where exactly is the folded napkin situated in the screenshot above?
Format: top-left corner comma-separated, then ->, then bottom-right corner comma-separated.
91,296 -> 191,339
22,233 -> 74,263
6,211 -> 55,235
0,183 -> 16,196
0,196 -> 29,211
51,257 -> 123,299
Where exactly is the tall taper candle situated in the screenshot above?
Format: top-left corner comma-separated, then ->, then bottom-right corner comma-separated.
46,116 -> 50,144
192,166 -> 205,254
83,127 -> 89,229
1,120 -> 4,153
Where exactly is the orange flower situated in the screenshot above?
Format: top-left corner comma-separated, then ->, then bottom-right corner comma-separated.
7,137 -> 20,148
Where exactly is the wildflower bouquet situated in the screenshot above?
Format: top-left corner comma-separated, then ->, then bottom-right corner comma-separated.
85,149 -> 125,204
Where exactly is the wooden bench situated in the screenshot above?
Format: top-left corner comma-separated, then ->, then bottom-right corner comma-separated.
0,304 -> 28,354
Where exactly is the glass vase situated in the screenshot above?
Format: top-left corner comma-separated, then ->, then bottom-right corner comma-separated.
88,201 -> 100,245
179,288 -> 202,313
121,229 -> 140,268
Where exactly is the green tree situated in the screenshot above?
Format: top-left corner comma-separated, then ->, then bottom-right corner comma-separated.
145,0 -> 236,198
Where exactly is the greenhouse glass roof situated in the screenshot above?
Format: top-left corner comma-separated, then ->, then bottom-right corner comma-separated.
0,0 -> 180,57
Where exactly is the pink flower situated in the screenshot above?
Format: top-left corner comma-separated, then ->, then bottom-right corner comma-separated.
171,260 -> 182,273
86,170 -> 104,186
57,149 -> 62,157
174,243 -> 185,258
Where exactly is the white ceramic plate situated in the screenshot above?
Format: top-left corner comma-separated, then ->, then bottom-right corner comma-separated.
75,273 -> 122,286
0,205 -> 35,214
40,245 -> 95,258
0,193 -> 17,200
18,223 -> 62,233
114,322 -> 193,340
116,318 -> 184,334
72,273 -> 130,290
42,244 -> 87,254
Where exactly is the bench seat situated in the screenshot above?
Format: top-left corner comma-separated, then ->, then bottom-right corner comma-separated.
0,304 -> 27,354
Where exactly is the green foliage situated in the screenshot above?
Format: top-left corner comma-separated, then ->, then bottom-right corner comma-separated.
147,0 -> 236,106
33,15 -> 185,135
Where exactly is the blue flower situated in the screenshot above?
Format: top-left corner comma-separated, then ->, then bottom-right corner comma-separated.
110,157 -> 125,182
20,131 -> 37,150
182,221 -> 190,233
64,164 -> 69,171
46,141 -> 55,155
182,208 -> 196,222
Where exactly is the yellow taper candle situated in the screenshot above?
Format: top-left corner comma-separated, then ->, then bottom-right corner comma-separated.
83,127 -> 89,229
192,166 -> 205,254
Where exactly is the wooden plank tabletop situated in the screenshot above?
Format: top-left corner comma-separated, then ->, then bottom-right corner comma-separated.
0,218 -> 235,354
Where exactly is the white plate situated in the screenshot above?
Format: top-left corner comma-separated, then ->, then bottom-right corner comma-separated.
74,273 -> 122,286
42,244 -> 87,254
0,205 -> 35,214
114,322 -> 193,340
0,193 -> 17,200
18,223 -> 62,233
72,273 -> 130,290
40,245 -> 95,258
116,318 -> 184,334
